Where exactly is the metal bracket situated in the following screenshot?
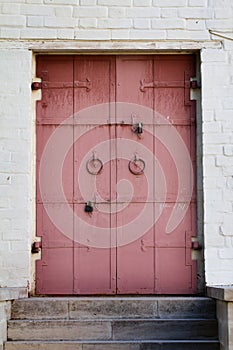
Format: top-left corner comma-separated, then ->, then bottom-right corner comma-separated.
190,80 -> 201,89
192,241 -> 202,250
31,82 -> 42,91
140,79 -> 184,92
31,241 -> 41,254
141,239 -> 155,252
74,78 -> 92,91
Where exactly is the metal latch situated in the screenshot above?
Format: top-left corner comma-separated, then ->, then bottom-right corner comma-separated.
31,241 -> 41,254
190,80 -> 201,89
31,82 -> 42,91
192,241 -> 202,250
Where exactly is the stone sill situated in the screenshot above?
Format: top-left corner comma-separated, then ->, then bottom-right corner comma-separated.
207,285 -> 233,302
0,288 -> 28,302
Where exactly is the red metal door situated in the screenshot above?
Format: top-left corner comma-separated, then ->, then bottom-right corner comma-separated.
36,55 -> 197,294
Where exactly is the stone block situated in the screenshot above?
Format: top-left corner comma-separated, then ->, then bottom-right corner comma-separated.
69,298 -> 158,319
11,299 -> 69,320
8,320 -> 112,341
112,319 -> 218,340
158,298 -> 216,319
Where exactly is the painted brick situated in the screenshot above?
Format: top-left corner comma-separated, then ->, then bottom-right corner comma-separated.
188,0 -> 208,6
178,7 -> 214,18
20,28 -> 57,38
201,49 -> 227,62
108,7 -> 126,18
0,28 -> 20,39
44,0 -> 78,4
74,29 -> 111,40
203,121 -> 221,133
134,0 -> 152,6
202,110 -> 214,122
152,18 -> 185,29
57,29 -> 75,39
207,19 -> 233,30
0,242 -> 10,252
129,29 -> 166,39
0,175 -> 11,186
0,15 -> 25,27
226,176 -> 233,189
133,19 -> 151,29
80,0 -> 96,4
111,29 -> 130,39
223,98 -> 233,110
161,8 -> 178,18
20,4 -> 55,16
204,133 -> 231,144
223,146 -> 233,156
186,19 -> 206,30
212,0 -> 232,6
216,156 -> 233,167
126,7 -> 160,17
205,145 -> 223,155
11,241 -> 30,251
26,0 -> 43,3
167,29 -> 210,40
98,18 -> 132,29
153,0 -> 187,6
97,0 -> 131,5
2,4 -> 20,14
74,6 -> 108,18
215,7 -> 233,19
79,18 -> 97,28
55,6 -> 73,17
44,16 -> 77,28
27,16 -> 44,27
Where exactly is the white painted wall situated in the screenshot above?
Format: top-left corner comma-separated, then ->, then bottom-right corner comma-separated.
0,0 -> 232,290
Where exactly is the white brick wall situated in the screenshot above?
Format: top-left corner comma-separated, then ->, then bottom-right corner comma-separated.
0,50 -> 32,288
0,0 -> 232,289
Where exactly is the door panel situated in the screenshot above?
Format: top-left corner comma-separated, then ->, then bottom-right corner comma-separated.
37,56 -> 73,125
36,248 -> 73,294
36,125 -> 73,204
36,55 -> 197,295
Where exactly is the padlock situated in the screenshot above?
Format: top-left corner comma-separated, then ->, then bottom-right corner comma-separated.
84,202 -> 93,213
134,122 -> 142,134
136,122 -> 143,134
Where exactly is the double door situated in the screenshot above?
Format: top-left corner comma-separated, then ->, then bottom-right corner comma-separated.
36,55 -> 197,294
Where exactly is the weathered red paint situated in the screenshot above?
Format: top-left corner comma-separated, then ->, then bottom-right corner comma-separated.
36,55 -> 197,295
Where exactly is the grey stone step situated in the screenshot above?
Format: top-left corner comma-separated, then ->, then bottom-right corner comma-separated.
4,340 -> 220,350
8,319 -> 218,341
11,297 -> 216,320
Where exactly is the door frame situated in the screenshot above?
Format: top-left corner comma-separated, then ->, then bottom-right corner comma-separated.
30,51 -> 204,295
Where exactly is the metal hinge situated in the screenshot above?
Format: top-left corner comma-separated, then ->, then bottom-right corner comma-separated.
31,82 -> 42,91
31,241 -> 41,254
190,80 -> 201,89
191,241 -> 202,250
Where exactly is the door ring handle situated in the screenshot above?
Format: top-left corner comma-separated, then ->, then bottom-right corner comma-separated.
86,158 -> 103,175
128,157 -> 145,175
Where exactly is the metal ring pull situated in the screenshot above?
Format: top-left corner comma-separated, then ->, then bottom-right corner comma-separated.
86,155 -> 103,175
128,156 -> 145,175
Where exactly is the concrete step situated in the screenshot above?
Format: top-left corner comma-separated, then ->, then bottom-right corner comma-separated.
4,340 -> 220,350
11,297 -> 216,320
8,319 -> 218,341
